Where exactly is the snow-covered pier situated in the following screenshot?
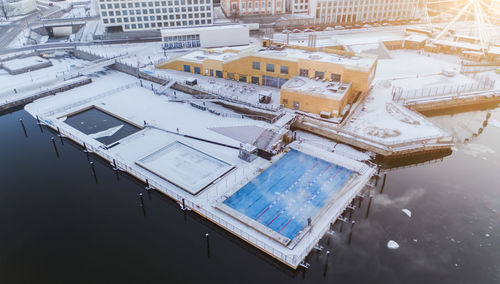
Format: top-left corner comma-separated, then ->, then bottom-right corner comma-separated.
25,75 -> 376,269
404,89 -> 500,113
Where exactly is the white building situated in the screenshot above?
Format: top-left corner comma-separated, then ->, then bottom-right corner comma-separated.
161,24 -> 249,49
97,0 -> 214,32
221,0 -> 286,17
287,0 -> 309,14
0,0 -> 36,18
310,0 -> 419,25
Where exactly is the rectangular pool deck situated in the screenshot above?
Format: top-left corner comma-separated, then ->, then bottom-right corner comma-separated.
26,80 -> 376,269
218,149 -> 355,246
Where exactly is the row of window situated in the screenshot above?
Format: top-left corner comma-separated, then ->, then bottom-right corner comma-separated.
181,65 -> 288,87
298,68 -> 341,81
102,13 -> 211,21
167,39 -> 201,49
236,1 -> 282,9
252,61 -> 289,75
98,0 -> 212,5
100,5 -> 211,13
119,19 -> 208,29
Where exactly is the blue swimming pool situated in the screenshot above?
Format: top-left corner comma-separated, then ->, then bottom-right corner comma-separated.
223,149 -> 354,240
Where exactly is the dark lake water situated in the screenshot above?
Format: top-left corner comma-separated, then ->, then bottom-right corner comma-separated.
1,107 -> 499,284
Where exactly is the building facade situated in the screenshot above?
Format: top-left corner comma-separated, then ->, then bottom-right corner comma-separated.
221,0 -> 286,17
157,40 -> 377,93
161,24 -> 249,49
311,0 -> 419,25
280,76 -> 353,117
288,0 -> 309,14
97,0 -> 214,32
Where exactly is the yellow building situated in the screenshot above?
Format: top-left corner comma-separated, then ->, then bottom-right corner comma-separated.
280,76 -> 353,117
157,40 -> 378,94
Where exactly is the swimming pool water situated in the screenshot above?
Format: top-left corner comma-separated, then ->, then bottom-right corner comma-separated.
224,149 -> 354,240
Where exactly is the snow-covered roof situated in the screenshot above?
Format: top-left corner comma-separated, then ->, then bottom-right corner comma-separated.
2,56 -> 49,70
176,45 -> 377,70
281,76 -> 351,101
433,39 -> 482,51
257,47 -> 377,69
405,34 -> 429,43
488,47 -> 500,55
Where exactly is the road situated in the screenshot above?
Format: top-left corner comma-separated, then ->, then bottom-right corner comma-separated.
0,5 -> 62,49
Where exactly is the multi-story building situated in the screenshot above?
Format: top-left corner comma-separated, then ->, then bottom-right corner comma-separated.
157,39 -> 377,116
311,0 -> 419,25
97,0 -> 214,32
221,0 -> 286,17
287,0 -> 309,14
161,24 -> 249,49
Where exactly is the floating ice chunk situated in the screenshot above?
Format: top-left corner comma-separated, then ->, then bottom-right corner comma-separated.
387,240 -> 399,249
402,209 -> 412,218
89,125 -> 123,139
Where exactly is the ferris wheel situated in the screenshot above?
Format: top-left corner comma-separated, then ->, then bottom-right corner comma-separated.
422,0 -> 500,51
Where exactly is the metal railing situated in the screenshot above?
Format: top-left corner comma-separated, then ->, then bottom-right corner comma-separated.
392,76 -> 495,102
36,116 -> 303,267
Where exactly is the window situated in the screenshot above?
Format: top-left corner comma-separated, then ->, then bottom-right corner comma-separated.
299,68 -> 308,77
280,66 -> 288,74
227,72 -> 235,80
184,65 -> 191,72
239,76 -> 247,82
331,73 -> 341,81
194,66 -> 201,74
215,70 -> 223,78
251,76 -> 259,84
248,2 -> 251,8
266,64 -> 274,72
315,71 -> 325,79
282,98 -> 288,105
293,101 -> 300,110
252,61 -> 260,70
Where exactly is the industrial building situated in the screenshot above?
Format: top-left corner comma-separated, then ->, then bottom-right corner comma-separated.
161,24 -> 249,49
311,0 -> 419,25
97,0 -> 214,32
221,0 -> 286,17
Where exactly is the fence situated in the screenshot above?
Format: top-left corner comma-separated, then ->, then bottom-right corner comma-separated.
42,82 -> 139,117
37,115 -> 304,268
392,76 -> 495,102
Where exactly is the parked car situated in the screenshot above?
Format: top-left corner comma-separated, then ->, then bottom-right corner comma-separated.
353,24 -> 362,28
282,29 -> 292,34
382,23 -> 390,26
363,24 -> 372,28
334,25 -> 345,30
292,29 -> 301,33
304,28 -> 315,33
324,26 -> 335,31
344,25 -> 352,29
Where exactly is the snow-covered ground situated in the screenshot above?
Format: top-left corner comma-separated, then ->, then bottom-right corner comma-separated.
343,49 -> 466,145
0,54 -> 90,98
23,66 -> 375,268
77,43 -> 171,67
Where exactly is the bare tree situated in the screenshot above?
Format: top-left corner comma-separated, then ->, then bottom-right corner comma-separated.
0,0 -> 14,20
